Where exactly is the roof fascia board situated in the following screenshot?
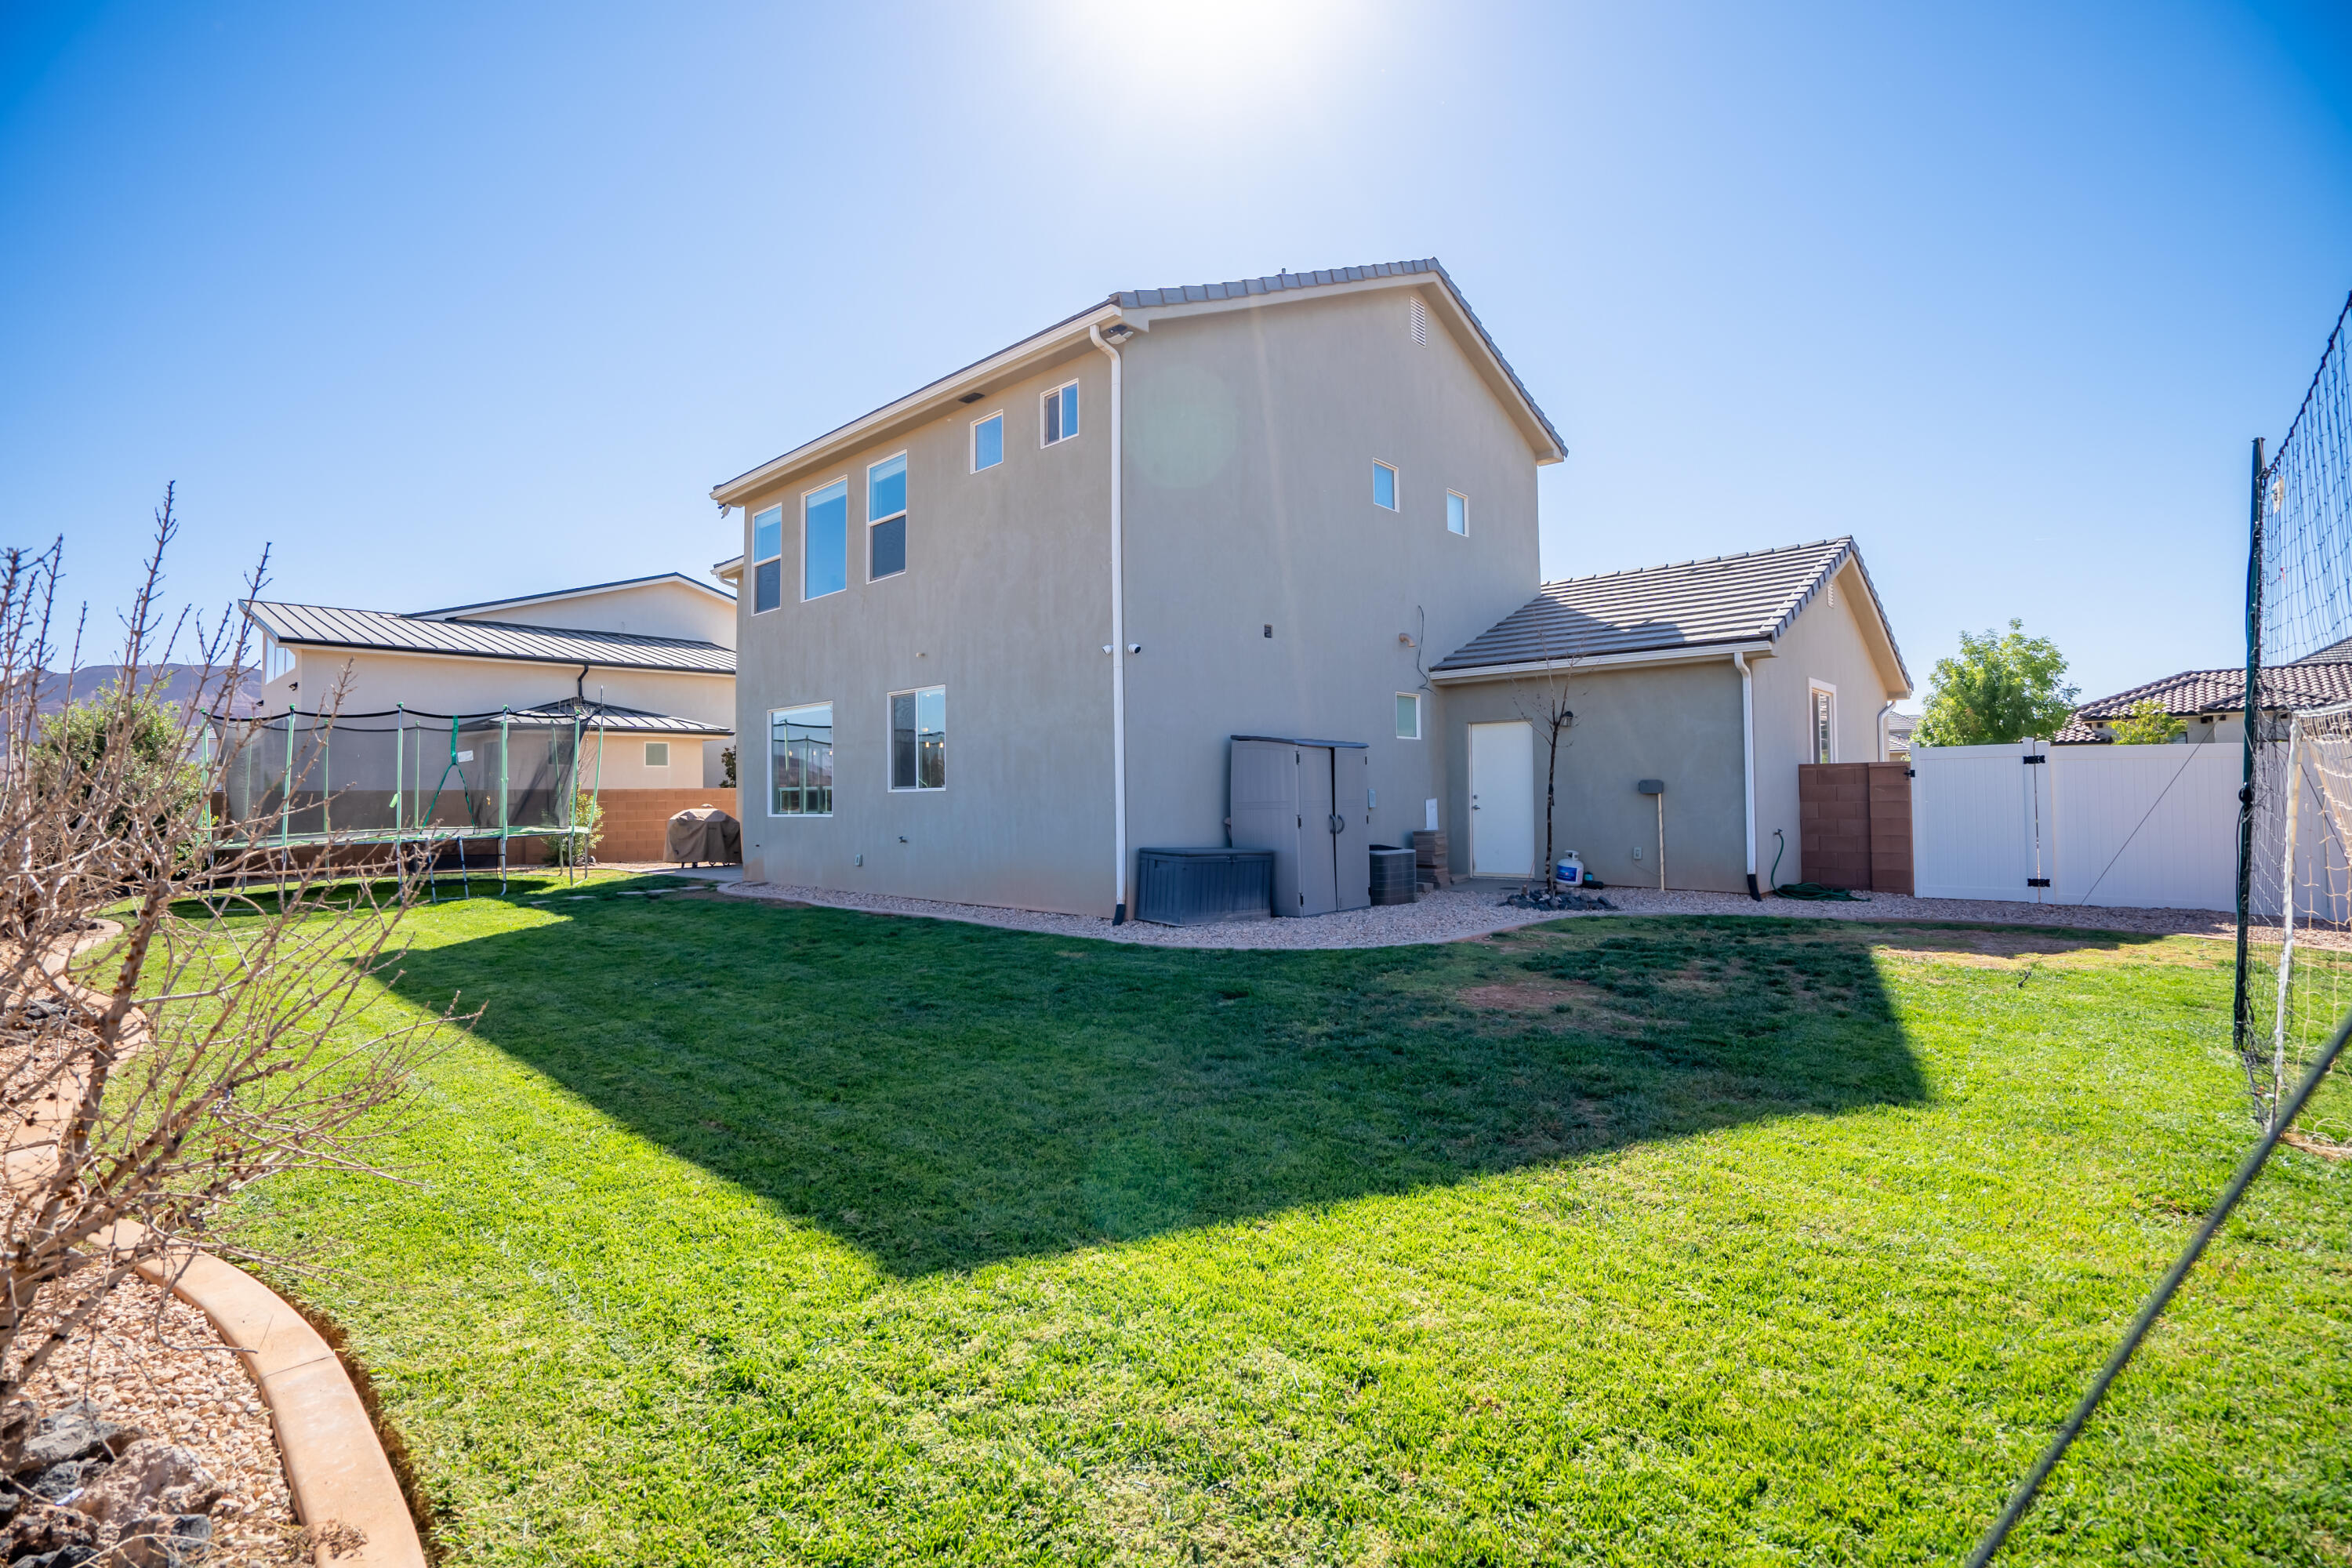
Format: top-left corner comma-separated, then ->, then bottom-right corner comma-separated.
271,640 -> 735,678
417,574 -> 735,619
1431,641 -> 1773,684
711,303 -> 1123,506
1123,274 -> 1565,464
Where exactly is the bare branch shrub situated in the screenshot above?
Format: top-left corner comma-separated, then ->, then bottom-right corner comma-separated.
0,489 -> 459,1468
1511,630 -> 1583,894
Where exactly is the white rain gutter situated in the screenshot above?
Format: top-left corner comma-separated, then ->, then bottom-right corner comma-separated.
1091,321 -> 1129,923
1733,651 -> 1760,899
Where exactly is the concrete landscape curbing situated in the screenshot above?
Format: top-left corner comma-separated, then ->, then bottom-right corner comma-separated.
34,923 -> 427,1568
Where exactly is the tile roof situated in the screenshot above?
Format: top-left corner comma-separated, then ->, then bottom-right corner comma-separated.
2067,662 -> 2352,721
1432,537 -> 1906,680
245,601 -> 735,675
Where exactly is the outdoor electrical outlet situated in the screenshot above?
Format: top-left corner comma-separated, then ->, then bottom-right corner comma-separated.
1632,847 -> 1642,859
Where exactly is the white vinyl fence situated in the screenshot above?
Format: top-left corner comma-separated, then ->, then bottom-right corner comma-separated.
1911,740 -> 2243,912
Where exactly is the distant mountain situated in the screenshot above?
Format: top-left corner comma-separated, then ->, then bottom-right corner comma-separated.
34,664 -> 258,718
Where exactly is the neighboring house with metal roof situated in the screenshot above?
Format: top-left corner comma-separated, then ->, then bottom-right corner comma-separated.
1432,538 -> 1911,894
242,573 -> 739,860
2053,657 -> 2352,744
710,257 -> 1902,914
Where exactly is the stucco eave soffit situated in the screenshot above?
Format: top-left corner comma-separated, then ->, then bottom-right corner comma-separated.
710,304 -> 1124,508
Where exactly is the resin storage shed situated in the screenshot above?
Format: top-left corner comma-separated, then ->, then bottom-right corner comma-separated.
1228,736 -> 1372,916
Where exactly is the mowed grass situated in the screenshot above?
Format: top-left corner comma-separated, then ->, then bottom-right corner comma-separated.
227,879 -> 2352,1566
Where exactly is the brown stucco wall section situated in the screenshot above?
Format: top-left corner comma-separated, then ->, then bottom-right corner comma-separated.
596,787 -> 740,862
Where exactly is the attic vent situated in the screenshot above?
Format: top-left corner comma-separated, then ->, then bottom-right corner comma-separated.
1828,581 -> 1838,607
1409,296 -> 1428,347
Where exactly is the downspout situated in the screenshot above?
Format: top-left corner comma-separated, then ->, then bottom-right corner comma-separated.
1876,699 -> 1895,761
1090,321 -> 1128,923
1733,652 -> 1759,899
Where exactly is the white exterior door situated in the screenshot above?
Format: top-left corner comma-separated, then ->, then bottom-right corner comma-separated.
1469,721 -> 1534,877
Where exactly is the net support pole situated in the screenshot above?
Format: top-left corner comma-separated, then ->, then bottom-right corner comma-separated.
2270,718 -> 2303,1124
568,711 -> 583,886
2233,436 -> 2267,1081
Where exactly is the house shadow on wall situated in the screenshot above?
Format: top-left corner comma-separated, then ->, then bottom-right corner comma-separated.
386,901 -> 1934,1277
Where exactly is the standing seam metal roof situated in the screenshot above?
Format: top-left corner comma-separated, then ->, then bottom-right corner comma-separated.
1432,537 -> 1907,684
244,601 -> 735,674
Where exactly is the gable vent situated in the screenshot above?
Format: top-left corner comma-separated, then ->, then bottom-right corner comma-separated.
1409,296 -> 1428,347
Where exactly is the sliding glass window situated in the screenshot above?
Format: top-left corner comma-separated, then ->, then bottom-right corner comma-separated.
888,686 -> 946,790
804,480 -> 848,600
770,702 -> 834,815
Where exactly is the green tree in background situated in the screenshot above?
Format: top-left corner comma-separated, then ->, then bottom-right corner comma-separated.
2108,697 -> 2186,746
32,682 -> 204,832
1914,620 -> 2080,746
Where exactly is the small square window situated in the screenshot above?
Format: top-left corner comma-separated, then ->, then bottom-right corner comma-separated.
1396,692 -> 1421,740
644,741 -> 670,768
972,412 -> 1004,472
1446,491 -> 1468,535
1043,382 -> 1079,446
1373,461 -> 1398,510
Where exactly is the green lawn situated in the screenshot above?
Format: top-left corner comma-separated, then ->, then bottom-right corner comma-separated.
230,878 -> 2352,1566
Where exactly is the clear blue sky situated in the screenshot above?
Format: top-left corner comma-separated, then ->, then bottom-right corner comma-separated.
4,0 -> 2349,701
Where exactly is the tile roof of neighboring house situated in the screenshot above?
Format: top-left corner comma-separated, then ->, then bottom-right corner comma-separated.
511,698 -> 732,735
2296,634 -> 2352,663
244,601 -> 735,674
1432,537 -> 1908,684
713,257 -> 1563,503
2067,662 -> 2352,724
412,572 -> 733,619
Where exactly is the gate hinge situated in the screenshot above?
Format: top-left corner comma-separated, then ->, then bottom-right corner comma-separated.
2027,877 -> 2052,887
2021,755 -> 2047,765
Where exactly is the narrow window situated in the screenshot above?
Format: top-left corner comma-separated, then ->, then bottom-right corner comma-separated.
868,453 -> 907,581
1042,381 -> 1079,446
644,741 -> 670,768
1410,296 -> 1429,347
770,702 -> 834,815
1810,686 -> 1836,764
803,479 -> 848,600
751,505 -> 784,614
889,686 -> 946,790
1372,461 -> 1398,510
263,633 -> 296,683
972,412 -> 1004,472
1396,692 -> 1421,740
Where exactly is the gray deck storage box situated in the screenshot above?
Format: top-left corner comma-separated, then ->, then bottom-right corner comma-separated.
1134,848 -> 1274,925
1369,845 -> 1416,906
1229,736 -> 1371,916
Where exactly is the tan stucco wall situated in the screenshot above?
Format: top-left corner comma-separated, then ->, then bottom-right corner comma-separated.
260,648 -> 732,730
444,579 -> 736,648
724,284 -> 1551,915
1439,659 -> 1750,892
1750,564 -> 1910,884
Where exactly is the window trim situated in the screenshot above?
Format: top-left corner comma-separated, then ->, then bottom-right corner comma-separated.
750,503 -> 786,615
866,450 -> 909,584
1446,490 -> 1468,536
767,700 -> 836,818
1809,681 -> 1838,764
885,684 -> 948,793
800,476 -> 850,603
1396,691 -> 1422,741
644,740 -> 670,768
1041,380 -> 1080,448
1373,459 -> 1399,511
971,411 -> 1005,473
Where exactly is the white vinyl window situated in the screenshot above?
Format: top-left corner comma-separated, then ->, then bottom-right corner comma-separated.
771,703 -> 834,816
1396,692 -> 1421,740
750,505 -> 784,614
972,412 -> 1004,472
1042,381 -> 1079,446
263,633 -> 295,683
644,741 -> 670,768
1373,461 -> 1398,510
888,687 -> 946,790
1446,491 -> 1468,535
1809,683 -> 1838,764
803,480 -> 848,601
868,453 -> 907,582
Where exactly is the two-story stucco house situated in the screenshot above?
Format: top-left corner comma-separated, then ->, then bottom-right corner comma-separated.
713,260 -> 1907,916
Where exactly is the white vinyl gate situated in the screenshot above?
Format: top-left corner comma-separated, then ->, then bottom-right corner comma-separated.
1911,741 -> 2243,911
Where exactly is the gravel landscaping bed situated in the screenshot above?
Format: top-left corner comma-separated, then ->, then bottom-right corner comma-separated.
8,1276 -> 303,1565
722,877 -> 2301,949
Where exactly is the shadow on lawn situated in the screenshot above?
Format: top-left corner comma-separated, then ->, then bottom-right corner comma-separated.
390,903 -> 1950,1276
